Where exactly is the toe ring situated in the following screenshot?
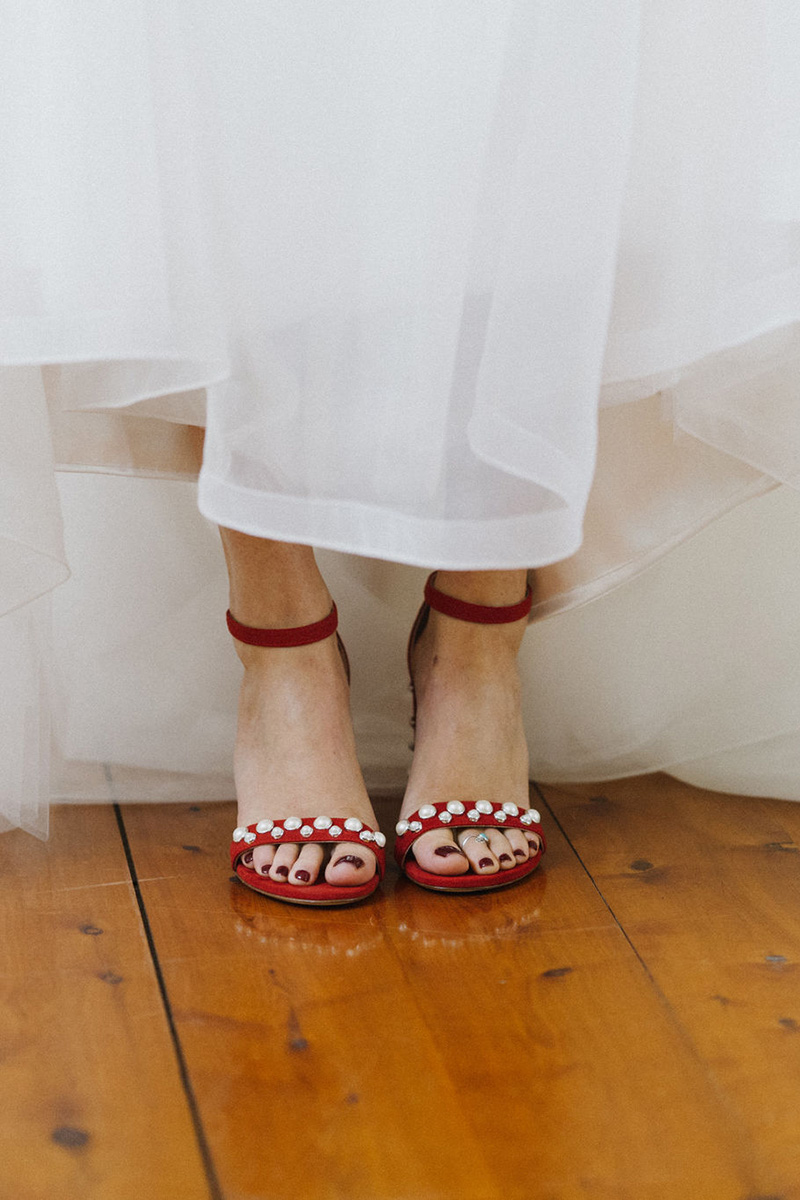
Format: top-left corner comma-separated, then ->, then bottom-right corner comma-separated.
460,832 -> 490,848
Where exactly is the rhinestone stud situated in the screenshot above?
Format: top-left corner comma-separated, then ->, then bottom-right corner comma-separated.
313,816 -> 332,829
255,819 -> 274,834
284,817 -> 302,831
396,819 -> 410,836
243,831 -> 257,844
439,811 -> 453,824
476,800 -> 493,815
418,805 -> 436,819
329,825 -> 342,837
232,827 -> 247,842
446,801 -> 465,815
374,832 -> 387,848
344,817 -> 363,832
502,802 -> 519,816
467,809 -> 481,822
300,825 -> 313,838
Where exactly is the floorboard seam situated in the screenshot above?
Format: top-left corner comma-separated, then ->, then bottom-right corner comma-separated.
531,780 -> 659,986
111,797 -> 224,1200
531,779 -> 763,1179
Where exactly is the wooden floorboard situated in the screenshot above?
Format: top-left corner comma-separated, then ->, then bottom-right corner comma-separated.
540,773 -> 800,1200
7,778 -> 800,1199
0,805 -> 211,1200
119,789 -> 767,1200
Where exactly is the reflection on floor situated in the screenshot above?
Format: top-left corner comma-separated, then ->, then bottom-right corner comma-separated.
2,773 -> 800,1200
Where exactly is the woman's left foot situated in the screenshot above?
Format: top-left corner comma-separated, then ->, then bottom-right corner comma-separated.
400,599 -> 540,877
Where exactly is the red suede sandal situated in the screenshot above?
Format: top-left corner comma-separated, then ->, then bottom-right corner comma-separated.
396,572 -> 546,894
227,603 -> 386,906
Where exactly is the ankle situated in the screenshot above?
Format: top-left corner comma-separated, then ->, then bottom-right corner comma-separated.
234,632 -> 344,676
432,569 -> 529,608
228,584 -> 333,634
418,607 -> 528,669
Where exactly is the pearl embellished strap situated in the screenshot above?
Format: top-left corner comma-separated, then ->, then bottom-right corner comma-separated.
230,817 -> 387,877
393,800 -> 544,867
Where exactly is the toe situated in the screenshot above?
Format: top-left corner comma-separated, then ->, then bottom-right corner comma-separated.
289,844 -> 324,885
269,842 -> 300,881
325,842 -> 377,887
525,830 -> 542,856
487,828 -> 516,869
456,829 -> 499,875
410,829 -> 470,876
505,828 -> 531,862
252,845 -> 276,875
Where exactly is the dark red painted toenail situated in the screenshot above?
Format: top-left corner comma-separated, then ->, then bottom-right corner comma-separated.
435,846 -> 466,857
242,851 -> 254,865
514,849 -> 527,858
274,865 -> 289,877
478,857 -> 493,868
499,853 -> 512,863
295,870 -> 311,882
336,855 -> 364,869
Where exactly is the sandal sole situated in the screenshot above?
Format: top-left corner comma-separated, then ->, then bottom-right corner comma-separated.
400,848 -> 543,894
234,865 -> 380,907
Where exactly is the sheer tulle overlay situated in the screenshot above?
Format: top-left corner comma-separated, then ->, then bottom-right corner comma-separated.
3,1 -> 800,834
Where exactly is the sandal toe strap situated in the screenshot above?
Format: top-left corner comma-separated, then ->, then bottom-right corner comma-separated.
394,801 -> 545,866
231,818 -> 386,878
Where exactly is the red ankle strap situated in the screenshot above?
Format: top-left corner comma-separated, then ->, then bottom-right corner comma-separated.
423,573 -> 532,624
226,603 -> 339,647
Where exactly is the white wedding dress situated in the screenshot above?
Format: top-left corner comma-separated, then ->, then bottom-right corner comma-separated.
3,1 -> 800,835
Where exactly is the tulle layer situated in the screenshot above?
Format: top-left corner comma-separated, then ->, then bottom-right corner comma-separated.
3,0 -> 800,832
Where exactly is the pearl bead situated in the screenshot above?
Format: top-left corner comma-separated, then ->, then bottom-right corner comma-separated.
359,830 -> 374,842
418,805 -> 436,819
313,816 -> 332,829
396,820 -> 409,836
530,809 -> 541,823
344,817 -> 363,832
467,809 -> 481,822
284,817 -> 302,831
271,826 -> 284,838
494,810 -> 507,821
446,801 -> 465,814
502,802 -> 519,816
300,825 -> 313,838
439,812 -> 452,824
232,827 -> 247,842
255,819 -> 273,834
374,832 -> 387,848
329,825 -> 342,837
244,831 -> 257,844
476,800 -> 493,815
409,821 -> 422,833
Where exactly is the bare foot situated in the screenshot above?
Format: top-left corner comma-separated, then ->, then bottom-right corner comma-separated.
233,633 -> 379,889
400,602 -> 541,877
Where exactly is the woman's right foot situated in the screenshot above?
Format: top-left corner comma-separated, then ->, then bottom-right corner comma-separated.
232,629 -> 378,889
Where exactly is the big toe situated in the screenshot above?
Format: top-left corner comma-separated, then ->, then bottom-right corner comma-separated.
325,843 -> 377,887
411,829 -> 470,876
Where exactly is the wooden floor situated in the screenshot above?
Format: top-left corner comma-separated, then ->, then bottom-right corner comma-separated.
3,774 -> 800,1200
